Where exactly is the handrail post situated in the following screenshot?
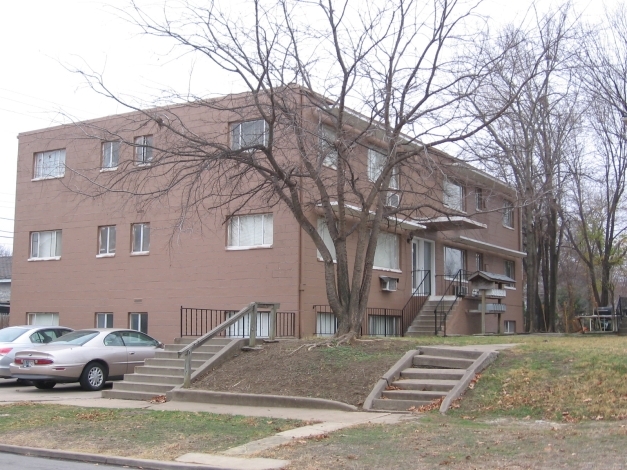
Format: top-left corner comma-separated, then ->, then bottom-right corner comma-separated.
249,303 -> 258,347
269,303 -> 277,341
183,350 -> 192,388
180,306 -> 183,338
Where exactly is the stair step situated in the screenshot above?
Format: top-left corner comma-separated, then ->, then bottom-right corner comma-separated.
404,332 -> 436,337
157,351 -> 215,361
112,381 -> 175,394
102,390 -> 165,401
381,389 -> 447,401
401,368 -> 465,380
419,347 -> 482,360
134,365 -> 187,376
371,398 -> 435,411
391,379 -> 458,391
412,355 -> 474,369
144,358 -> 206,368
164,344 -> 225,353
175,337 -> 233,346
122,373 -> 183,386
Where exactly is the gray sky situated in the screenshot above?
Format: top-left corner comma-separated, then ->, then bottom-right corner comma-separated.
0,0 -> 616,252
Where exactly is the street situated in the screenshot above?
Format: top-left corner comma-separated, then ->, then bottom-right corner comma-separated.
0,453 -> 125,470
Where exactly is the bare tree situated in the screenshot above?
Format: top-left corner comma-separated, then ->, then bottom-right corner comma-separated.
0,246 -> 11,257
67,0 -> 541,340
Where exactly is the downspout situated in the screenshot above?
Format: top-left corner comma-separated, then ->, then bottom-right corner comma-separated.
297,89 -> 304,339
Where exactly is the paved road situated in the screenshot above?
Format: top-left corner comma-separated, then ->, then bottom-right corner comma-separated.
0,452 -> 125,470
0,378 -> 111,403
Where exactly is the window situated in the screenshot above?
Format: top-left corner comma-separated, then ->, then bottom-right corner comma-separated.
30,329 -> 68,344
129,312 -> 148,334
228,214 -> 273,248
503,200 -> 514,228
476,252 -> 484,271
27,312 -> 59,326
320,127 -> 338,169
226,311 -> 270,338
444,178 -> 464,212
368,315 -> 400,336
317,218 -> 336,260
444,247 -> 465,277
34,149 -> 65,179
30,230 -> 62,259
367,149 -> 398,189
475,188 -> 485,210
96,312 -> 114,328
316,312 -> 337,337
374,232 -> 399,271
134,135 -> 153,164
121,330 -> 158,347
131,223 -> 150,253
504,320 -> 516,333
504,260 -> 515,280
98,226 -> 116,256
102,141 -> 120,169
231,119 -> 268,150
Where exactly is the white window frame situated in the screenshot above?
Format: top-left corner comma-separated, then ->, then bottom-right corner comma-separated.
504,320 -> 516,334
96,312 -> 114,328
476,252 -> 484,271
367,149 -> 398,189
316,218 -> 337,261
504,259 -> 515,280
134,135 -> 153,164
316,312 -> 337,337
231,119 -> 268,150
475,187 -> 485,211
131,223 -> 150,254
227,214 -> 273,249
33,149 -> 65,180
503,200 -> 514,228
373,232 -> 400,272
444,178 -> 465,212
28,312 -> 59,326
29,230 -> 62,260
444,246 -> 466,278
320,127 -> 338,169
129,312 -> 148,334
98,225 -> 116,257
102,141 -> 120,170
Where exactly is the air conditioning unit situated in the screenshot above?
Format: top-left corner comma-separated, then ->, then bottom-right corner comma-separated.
380,276 -> 399,292
386,192 -> 400,208
471,289 -> 480,297
453,285 -> 468,297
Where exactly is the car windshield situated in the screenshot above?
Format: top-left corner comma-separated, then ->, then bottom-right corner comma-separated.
50,330 -> 99,346
0,327 -> 28,343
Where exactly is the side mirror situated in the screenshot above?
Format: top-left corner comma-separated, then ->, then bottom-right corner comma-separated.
157,342 -> 164,349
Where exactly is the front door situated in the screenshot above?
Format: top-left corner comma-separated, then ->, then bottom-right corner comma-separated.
412,238 -> 434,295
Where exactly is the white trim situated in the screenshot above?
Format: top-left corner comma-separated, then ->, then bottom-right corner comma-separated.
373,266 -> 402,274
96,253 -> 115,258
504,285 -> 516,290
99,167 -> 118,172
502,224 -> 515,231
226,245 -> 273,251
319,201 -> 427,230
31,176 -> 63,182
419,216 -> 486,230
451,236 -> 527,258
130,251 -> 149,256
28,257 -> 61,261
0,279 -> 10,283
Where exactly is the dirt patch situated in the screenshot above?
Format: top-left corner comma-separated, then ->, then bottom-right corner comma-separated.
192,338 -> 420,407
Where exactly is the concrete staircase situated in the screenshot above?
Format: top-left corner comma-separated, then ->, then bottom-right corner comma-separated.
102,337 -> 236,401
405,296 -> 457,336
367,346 -> 484,412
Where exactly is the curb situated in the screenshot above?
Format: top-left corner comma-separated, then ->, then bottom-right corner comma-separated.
168,389 -> 358,411
0,444 -> 222,470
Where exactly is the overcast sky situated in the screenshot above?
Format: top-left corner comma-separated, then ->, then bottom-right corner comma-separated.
0,0 -> 616,253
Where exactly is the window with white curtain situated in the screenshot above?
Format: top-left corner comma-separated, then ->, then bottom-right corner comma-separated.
320,127 -> 338,169
28,312 -> 59,326
444,246 -> 465,277
317,218 -> 337,260
503,200 -> 514,228
129,312 -> 148,334
444,178 -> 464,211
367,149 -> 398,189
504,259 -> 515,280
30,230 -> 62,259
102,141 -> 120,169
96,312 -> 114,328
231,120 -> 268,150
134,135 -> 153,164
33,149 -> 65,179
374,232 -> 399,270
131,223 -> 150,253
228,214 -> 273,248
98,226 -> 116,256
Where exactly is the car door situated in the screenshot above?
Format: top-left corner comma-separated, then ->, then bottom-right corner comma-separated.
102,332 -> 129,377
121,331 -> 159,372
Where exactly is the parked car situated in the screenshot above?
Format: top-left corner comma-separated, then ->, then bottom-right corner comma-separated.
0,325 -> 73,379
10,329 -> 163,391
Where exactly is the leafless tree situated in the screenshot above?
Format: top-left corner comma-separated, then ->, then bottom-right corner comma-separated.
67,0 -> 543,340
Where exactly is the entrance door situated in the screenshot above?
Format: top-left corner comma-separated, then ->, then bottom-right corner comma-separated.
412,238 -> 434,295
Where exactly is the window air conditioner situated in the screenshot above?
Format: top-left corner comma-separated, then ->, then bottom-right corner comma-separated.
386,192 -> 400,208
453,285 -> 468,297
471,289 -> 480,297
380,276 -> 399,292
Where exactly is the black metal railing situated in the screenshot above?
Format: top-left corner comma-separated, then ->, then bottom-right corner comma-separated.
313,305 -> 403,337
180,306 -> 297,338
433,269 -> 470,336
400,270 -> 431,335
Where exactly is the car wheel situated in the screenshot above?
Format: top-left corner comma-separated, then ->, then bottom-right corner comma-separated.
34,381 -> 56,390
80,362 -> 107,391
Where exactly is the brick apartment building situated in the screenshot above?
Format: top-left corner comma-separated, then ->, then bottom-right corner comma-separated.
10,90 -> 525,342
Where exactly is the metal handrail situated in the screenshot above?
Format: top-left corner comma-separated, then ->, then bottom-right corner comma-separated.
177,301 -> 279,387
433,269 -> 467,336
400,270 -> 431,336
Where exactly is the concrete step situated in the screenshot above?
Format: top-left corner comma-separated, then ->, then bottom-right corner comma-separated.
371,398 -> 434,411
175,337 -> 233,346
404,331 -> 437,337
380,389 -> 447,401
157,351 -> 215,361
412,355 -> 474,369
134,365 -> 187,376
391,379 -> 458,391
400,368 -> 465,380
419,347 -> 483,360
102,389 -> 165,401
112,381 -> 175,394
122,373 -> 183,386
144,358 -> 206,368
164,344 -> 225,353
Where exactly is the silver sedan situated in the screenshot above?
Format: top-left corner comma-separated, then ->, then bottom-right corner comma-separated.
10,329 -> 163,391
0,325 -> 73,378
